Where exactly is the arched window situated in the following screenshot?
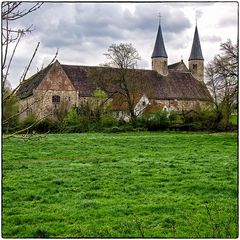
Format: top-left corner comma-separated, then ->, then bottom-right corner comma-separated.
52,95 -> 60,103
193,64 -> 197,70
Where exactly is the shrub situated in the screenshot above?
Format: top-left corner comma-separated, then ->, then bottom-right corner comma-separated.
100,114 -> 118,128
168,111 -> 178,123
35,118 -> 61,133
19,115 -> 37,133
142,110 -> 169,131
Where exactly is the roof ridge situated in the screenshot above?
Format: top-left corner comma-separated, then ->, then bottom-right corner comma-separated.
61,63 -> 156,72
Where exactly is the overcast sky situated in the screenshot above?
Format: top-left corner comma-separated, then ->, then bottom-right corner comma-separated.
7,1 -> 238,88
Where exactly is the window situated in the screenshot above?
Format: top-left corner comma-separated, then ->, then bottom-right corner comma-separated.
52,95 -> 60,103
193,64 -> 197,70
142,101 -> 146,106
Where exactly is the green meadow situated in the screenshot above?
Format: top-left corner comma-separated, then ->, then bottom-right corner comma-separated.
2,132 -> 238,238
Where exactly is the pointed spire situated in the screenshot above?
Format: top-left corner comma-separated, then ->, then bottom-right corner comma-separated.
189,25 -> 204,60
151,22 -> 168,58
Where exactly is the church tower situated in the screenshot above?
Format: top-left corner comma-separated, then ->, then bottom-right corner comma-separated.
151,22 -> 168,76
188,25 -> 204,81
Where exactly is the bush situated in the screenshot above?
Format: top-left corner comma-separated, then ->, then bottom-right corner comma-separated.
178,109 -> 223,131
35,118 -> 61,133
142,110 -> 169,131
100,114 -> 118,128
19,115 -> 37,133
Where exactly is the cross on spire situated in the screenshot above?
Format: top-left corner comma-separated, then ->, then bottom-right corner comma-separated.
158,12 -> 161,24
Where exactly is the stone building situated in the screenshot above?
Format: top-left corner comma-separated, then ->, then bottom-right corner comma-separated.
16,22 -> 211,120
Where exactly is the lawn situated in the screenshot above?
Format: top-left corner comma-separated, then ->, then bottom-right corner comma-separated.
2,131 -> 238,238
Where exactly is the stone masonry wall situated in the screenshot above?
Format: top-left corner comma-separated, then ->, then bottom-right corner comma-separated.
188,60 -> 204,82
152,57 -> 168,76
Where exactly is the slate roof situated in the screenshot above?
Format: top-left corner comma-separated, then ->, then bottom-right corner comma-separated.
168,60 -> 189,72
16,61 -> 211,102
61,64 -> 97,97
151,23 -> 168,58
189,26 -> 204,60
16,64 -> 52,99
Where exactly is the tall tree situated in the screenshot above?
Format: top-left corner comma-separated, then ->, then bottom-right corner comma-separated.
205,39 -> 238,127
92,43 -> 150,122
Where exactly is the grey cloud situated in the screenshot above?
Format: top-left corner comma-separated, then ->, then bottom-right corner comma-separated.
218,16 -> 238,27
15,2 -> 192,53
202,35 -> 222,43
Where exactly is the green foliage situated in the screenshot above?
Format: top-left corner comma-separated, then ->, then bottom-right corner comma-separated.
3,89 -> 19,133
93,88 -> 107,99
3,132 -> 237,238
141,110 -> 169,130
63,108 -> 80,126
229,114 -> 237,125
19,115 -> 37,132
100,114 -> 118,128
35,118 -> 60,133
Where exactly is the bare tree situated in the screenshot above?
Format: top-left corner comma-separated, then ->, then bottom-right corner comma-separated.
2,2 -> 43,89
205,39 -> 238,128
93,43 -> 150,122
2,2 -> 59,136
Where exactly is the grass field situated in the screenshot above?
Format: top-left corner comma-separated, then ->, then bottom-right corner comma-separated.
2,132 -> 238,238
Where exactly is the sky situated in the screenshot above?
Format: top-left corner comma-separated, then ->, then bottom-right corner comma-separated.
6,1 -> 238,88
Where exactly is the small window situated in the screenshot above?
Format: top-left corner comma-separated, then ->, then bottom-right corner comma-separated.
193,64 -> 197,70
69,97 -> 71,101
142,101 -> 146,106
52,95 -> 60,103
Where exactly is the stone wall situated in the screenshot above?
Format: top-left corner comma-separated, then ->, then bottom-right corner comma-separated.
154,99 -> 209,112
188,60 -> 204,82
152,57 -> 168,76
19,89 -> 78,120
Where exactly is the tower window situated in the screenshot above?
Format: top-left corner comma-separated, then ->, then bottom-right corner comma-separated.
52,95 -> 60,103
193,64 -> 197,70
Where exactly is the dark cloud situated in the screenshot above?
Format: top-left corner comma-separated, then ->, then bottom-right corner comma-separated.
6,2 -> 238,88
15,2 -> 191,50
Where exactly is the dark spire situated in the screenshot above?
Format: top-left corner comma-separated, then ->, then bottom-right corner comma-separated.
189,25 -> 204,60
151,23 -> 168,58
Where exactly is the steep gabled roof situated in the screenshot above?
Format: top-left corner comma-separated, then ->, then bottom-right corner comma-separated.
168,60 -> 189,72
152,23 -> 168,58
16,61 -> 211,102
189,26 -> 204,61
154,70 -> 210,100
61,65 -> 97,97
16,63 -> 53,99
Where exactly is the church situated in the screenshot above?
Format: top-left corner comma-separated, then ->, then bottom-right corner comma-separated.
16,22 -> 211,120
